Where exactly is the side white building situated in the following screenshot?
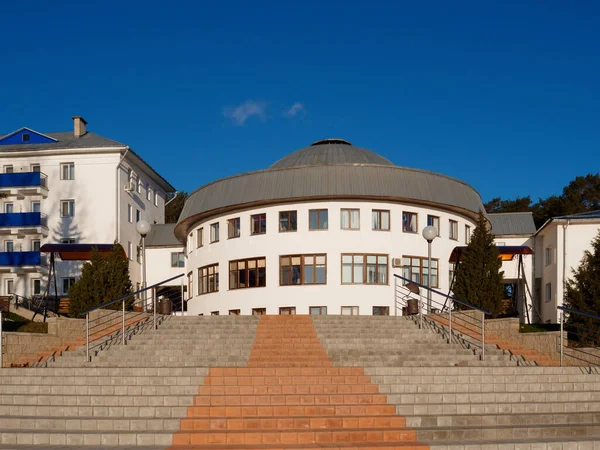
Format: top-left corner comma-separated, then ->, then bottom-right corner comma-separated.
0,116 -> 174,299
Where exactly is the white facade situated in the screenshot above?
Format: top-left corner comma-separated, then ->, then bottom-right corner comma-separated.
185,200 -> 476,316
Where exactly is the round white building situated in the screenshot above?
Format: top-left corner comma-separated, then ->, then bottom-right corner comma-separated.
175,139 -> 483,316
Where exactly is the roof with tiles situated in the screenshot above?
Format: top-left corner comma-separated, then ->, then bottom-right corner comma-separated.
488,212 -> 537,236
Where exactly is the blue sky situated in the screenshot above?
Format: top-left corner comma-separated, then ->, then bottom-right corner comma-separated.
1,1 -> 599,203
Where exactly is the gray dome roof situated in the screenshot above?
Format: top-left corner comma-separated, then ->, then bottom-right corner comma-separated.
270,139 -> 394,169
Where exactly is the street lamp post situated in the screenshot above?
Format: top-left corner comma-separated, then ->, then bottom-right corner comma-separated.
422,225 -> 437,314
136,219 -> 151,311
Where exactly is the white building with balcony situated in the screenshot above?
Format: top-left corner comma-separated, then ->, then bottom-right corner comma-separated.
0,116 -> 174,300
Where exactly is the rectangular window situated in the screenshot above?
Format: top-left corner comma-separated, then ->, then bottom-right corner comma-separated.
22,133 -> 30,142
402,212 -> 418,233
279,211 -> 297,232
31,201 -> 40,213
6,279 -> 14,295
229,309 -> 241,315
228,218 -> 240,239
4,165 -> 13,174
280,254 -> 327,286
427,215 -> 440,236
147,186 -> 153,202
229,257 -> 266,290
60,163 -> 75,180
545,282 -> 552,303
341,254 -> 388,285
341,306 -> 359,315
210,222 -> 220,243
187,272 -> 194,299
252,308 -> 266,315
171,252 -> 185,268
60,200 -> 75,218
137,179 -> 142,194
309,209 -> 328,230
128,205 -> 133,223
31,164 -> 40,173
310,306 -> 327,315
5,241 -> 14,252
373,306 -> 390,316
340,208 -> 360,230
128,242 -> 133,261
32,240 -> 41,252
372,210 -> 390,231
545,248 -> 552,266
251,213 -> 267,235
465,225 -> 471,244
198,263 -> 219,295
62,277 -> 76,295
197,228 -> 203,248
449,262 -> 456,287
136,209 -> 141,223
32,279 -> 41,295
279,307 -> 296,315
449,220 -> 458,240
60,238 -> 76,244
401,256 -> 439,288
4,203 -> 13,213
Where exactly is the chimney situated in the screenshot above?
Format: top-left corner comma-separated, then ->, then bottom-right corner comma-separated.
72,116 -> 88,137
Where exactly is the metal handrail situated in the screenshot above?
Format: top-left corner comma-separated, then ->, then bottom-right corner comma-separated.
557,305 -> 600,367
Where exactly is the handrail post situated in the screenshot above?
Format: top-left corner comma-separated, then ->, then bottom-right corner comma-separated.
0,310 -> 3,369
394,277 -> 397,316
180,276 -> 184,316
560,309 -> 564,367
481,312 -> 485,361
122,299 -> 126,346
419,292 -> 423,329
153,287 -> 157,330
448,299 -> 452,343
85,313 -> 89,362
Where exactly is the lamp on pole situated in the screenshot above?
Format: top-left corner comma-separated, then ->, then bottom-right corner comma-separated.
422,225 -> 437,314
136,219 -> 151,310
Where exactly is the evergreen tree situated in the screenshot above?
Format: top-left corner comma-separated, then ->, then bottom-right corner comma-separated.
69,243 -> 133,317
453,210 -> 505,317
564,231 -> 600,346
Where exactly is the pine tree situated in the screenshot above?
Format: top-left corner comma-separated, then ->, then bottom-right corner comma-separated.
69,243 -> 133,317
564,231 -> 600,346
453,210 -> 505,317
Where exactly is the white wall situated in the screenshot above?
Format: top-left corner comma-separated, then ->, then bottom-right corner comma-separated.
145,246 -> 185,287
185,200 -> 476,316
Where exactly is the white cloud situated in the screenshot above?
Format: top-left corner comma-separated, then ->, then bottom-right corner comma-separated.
285,102 -> 305,117
224,100 -> 267,125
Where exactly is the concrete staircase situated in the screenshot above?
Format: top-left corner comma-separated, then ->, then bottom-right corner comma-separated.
0,314 -> 599,448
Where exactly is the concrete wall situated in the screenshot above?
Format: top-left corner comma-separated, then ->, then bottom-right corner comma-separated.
2,332 -> 66,367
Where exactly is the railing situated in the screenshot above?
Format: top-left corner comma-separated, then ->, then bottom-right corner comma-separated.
0,251 -> 46,266
0,171 -> 48,189
81,274 -> 184,362
0,212 -> 48,228
393,274 -> 491,360
557,305 -> 600,367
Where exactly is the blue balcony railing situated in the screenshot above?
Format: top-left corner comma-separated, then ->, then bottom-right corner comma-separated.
0,212 -> 48,228
0,251 -> 41,266
0,172 -> 47,188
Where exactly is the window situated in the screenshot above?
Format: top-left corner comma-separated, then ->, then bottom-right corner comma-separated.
198,263 -> 219,295
6,279 -> 14,295
229,309 -> 240,315
341,254 -> 388,285
210,222 -> 220,243
341,306 -> 359,316
401,256 -> 439,288
5,241 -> 14,252
279,307 -> 296,315
465,225 -> 471,244
147,186 -> 153,202
545,282 -> 552,303
128,205 -> 133,223
154,192 -> 159,207
372,210 -> 390,231
32,240 -> 40,252
60,238 -> 76,244
280,254 -> 327,285
197,228 -> 203,248
309,209 -> 328,230
22,133 -> 30,142
545,248 -> 552,266
211,311 -> 220,316
310,306 -> 327,315
187,272 -> 194,299
279,211 -> 297,232
137,179 -> 142,194
32,279 -> 41,295
31,201 -> 40,213
449,220 -> 458,240
402,212 -> 418,233
251,214 -> 266,235
340,209 -> 360,230
62,277 -> 76,295
136,209 -> 141,223
31,164 -> 40,172
427,215 -> 440,236
171,252 -> 185,268
229,257 -> 266,290
60,163 -> 74,180
4,165 -> 13,174
128,242 -> 133,261
449,262 -> 456,287
252,308 -> 266,315
228,218 -> 240,239
60,200 -> 75,218
373,306 -> 389,316
4,203 -> 13,213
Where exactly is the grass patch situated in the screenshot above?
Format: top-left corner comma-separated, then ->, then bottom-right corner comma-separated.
519,323 -> 561,333
2,312 -> 48,333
